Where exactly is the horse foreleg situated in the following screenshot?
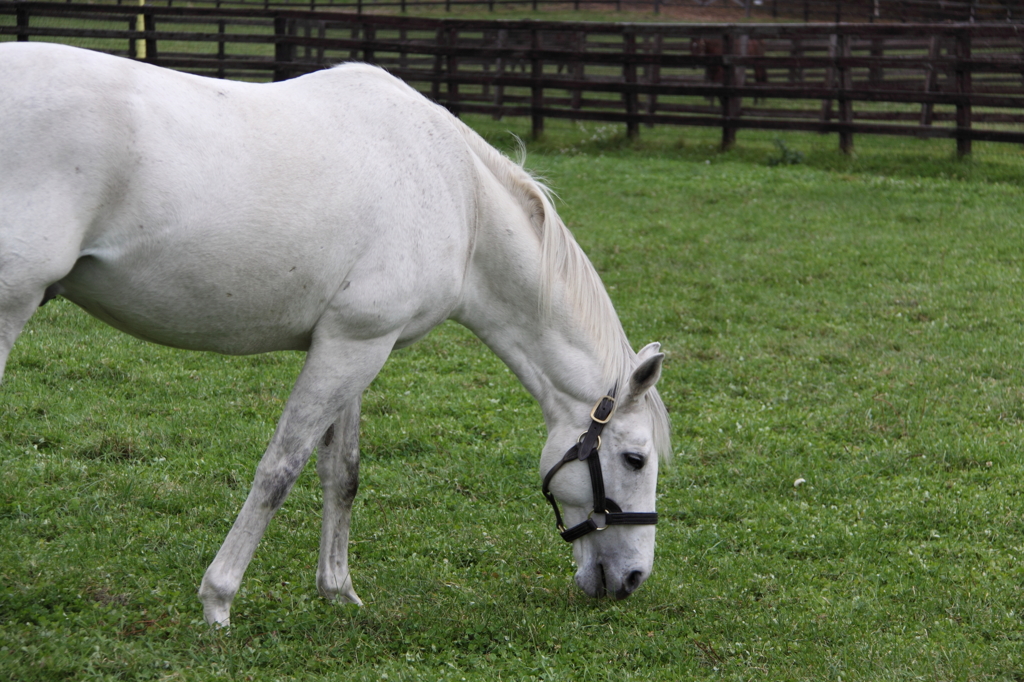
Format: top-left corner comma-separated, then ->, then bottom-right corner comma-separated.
315,398 -> 362,605
198,333 -> 395,627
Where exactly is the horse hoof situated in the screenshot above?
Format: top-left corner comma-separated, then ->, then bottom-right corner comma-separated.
203,607 -> 231,628
318,580 -> 362,606
199,578 -> 235,627
321,588 -> 363,606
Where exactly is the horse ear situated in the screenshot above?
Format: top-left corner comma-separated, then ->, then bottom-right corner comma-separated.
626,343 -> 664,404
635,342 -> 661,364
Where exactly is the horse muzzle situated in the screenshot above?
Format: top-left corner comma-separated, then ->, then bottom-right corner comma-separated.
575,562 -> 650,600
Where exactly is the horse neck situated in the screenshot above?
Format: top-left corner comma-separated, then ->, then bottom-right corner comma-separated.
452,165 -> 626,422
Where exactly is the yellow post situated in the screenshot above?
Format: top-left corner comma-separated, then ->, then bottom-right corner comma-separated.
136,0 -> 146,60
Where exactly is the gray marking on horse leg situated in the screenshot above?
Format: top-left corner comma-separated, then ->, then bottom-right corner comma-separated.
316,399 -> 362,604
260,470 -> 296,511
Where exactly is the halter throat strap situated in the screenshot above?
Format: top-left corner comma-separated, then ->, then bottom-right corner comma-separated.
541,389 -> 659,542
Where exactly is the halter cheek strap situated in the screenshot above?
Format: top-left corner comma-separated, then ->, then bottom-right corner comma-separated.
541,390 -> 659,542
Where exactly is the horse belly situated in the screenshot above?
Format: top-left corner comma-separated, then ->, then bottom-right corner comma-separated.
59,246 -> 335,354
61,225 -> 467,355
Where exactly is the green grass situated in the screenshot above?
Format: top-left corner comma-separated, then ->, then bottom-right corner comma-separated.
3,120 -> 1024,680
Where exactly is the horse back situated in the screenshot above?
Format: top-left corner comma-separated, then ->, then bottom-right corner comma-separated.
0,44 -> 479,354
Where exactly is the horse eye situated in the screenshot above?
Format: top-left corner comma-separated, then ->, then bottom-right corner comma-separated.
623,452 -> 647,471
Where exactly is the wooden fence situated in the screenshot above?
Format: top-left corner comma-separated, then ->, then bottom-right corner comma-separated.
19,0 -> 1023,23
2,2 -> 1023,153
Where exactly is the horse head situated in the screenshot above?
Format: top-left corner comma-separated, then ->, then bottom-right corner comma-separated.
540,343 -> 667,599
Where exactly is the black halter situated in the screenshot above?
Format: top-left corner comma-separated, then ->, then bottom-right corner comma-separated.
541,389 -> 659,542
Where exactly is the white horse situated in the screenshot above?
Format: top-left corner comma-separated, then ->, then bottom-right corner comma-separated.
0,42 -> 671,627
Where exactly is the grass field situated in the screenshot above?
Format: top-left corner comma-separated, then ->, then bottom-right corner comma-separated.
2,117 -> 1024,681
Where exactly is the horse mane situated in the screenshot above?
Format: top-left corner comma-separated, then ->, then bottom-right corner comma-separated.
454,120 -> 672,462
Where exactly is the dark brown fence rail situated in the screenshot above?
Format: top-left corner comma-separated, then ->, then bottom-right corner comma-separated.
2,2 -> 1022,153
12,0 -> 1022,23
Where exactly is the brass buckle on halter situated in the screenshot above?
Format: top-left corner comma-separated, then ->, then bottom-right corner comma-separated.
590,395 -> 616,424
587,509 -> 609,531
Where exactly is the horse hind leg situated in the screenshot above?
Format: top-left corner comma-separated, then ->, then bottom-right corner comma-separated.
315,397 -> 362,605
0,210 -> 80,383
0,284 -> 49,380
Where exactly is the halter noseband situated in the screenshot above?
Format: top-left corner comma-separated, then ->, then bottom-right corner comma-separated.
541,389 -> 659,542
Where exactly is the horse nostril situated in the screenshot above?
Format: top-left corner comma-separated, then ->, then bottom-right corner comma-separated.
616,570 -> 646,600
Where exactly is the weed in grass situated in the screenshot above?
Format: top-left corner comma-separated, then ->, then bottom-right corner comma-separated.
766,138 -> 805,167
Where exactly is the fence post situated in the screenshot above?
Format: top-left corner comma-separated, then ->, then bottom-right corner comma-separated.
316,19 -> 326,64
820,32 -> 837,124
446,27 -> 460,117
789,37 -> 803,84
570,30 -> 584,116
364,24 -> 376,63
217,19 -> 226,78
143,9 -> 157,63
273,16 -> 294,82
134,0 -> 146,60
645,33 -> 662,128
493,29 -> 508,120
129,17 -> 138,57
623,31 -> 639,139
868,37 -> 883,87
720,33 -> 741,150
301,19 -> 313,63
955,29 -> 972,156
432,28 -> 444,105
919,35 -> 939,128
837,32 -> 853,153
16,4 -> 29,41
531,28 -> 544,138
399,28 -> 409,70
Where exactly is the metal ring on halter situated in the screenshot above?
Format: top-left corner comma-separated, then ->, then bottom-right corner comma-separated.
587,509 -> 608,531
577,432 -> 601,451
